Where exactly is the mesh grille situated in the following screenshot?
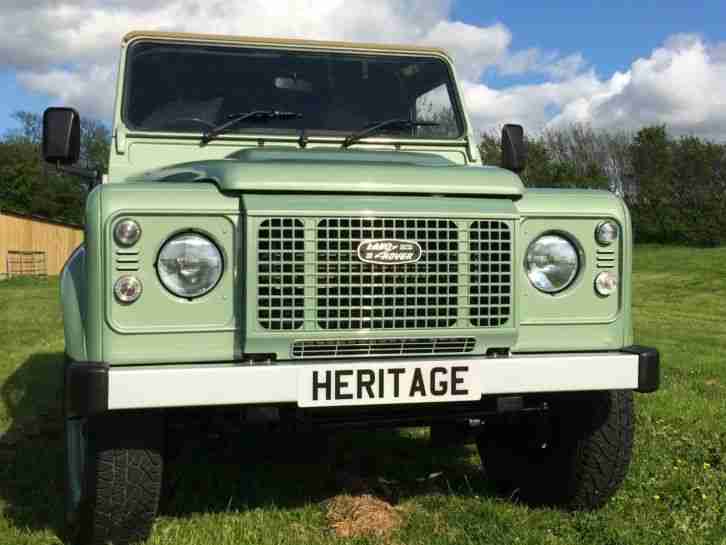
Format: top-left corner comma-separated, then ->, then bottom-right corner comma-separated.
255,216 -> 513,333
257,218 -> 305,330
469,220 -> 512,327
291,337 -> 476,358
317,218 -> 458,329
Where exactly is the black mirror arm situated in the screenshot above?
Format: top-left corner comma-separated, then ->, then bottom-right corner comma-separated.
55,162 -> 101,184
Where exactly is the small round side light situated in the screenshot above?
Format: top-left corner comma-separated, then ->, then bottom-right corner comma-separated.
114,219 -> 141,247
114,275 -> 143,304
595,271 -> 618,297
595,221 -> 619,246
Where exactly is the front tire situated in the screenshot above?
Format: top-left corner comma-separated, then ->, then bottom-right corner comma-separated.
65,411 -> 165,545
476,390 -> 634,510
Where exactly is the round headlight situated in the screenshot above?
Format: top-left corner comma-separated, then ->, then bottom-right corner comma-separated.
595,221 -> 619,245
525,234 -> 580,293
157,233 -> 223,298
595,271 -> 618,296
114,219 -> 141,247
114,275 -> 142,304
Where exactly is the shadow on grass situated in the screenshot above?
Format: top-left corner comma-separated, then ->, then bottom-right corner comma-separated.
162,425 -> 491,517
0,353 -> 494,539
0,351 -> 66,536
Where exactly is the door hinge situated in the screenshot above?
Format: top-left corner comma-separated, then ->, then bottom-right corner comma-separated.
114,128 -> 126,155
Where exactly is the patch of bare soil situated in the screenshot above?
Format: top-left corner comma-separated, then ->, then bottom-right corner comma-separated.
326,494 -> 403,539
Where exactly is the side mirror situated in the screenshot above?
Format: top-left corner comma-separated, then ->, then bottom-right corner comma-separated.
501,123 -> 526,173
42,107 -> 81,165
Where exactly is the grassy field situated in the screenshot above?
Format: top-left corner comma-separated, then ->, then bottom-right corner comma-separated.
0,245 -> 724,545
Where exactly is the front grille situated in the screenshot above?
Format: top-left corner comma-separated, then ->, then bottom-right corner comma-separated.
291,337 -> 476,358
317,218 -> 458,329
256,216 -> 513,332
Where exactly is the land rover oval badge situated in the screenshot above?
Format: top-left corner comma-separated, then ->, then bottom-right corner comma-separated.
357,239 -> 423,265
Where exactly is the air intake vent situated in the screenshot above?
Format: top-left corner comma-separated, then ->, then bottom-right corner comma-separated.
115,249 -> 140,272
596,248 -> 616,269
291,337 -> 476,359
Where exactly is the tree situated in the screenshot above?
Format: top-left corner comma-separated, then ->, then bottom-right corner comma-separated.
80,117 -> 111,172
478,126 -> 609,190
0,110 -> 111,224
669,135 -> 726,246
628,126 -> 675,242
4,111 -> 42,144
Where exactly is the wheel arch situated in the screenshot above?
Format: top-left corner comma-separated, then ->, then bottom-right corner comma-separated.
61,244 -> 88,361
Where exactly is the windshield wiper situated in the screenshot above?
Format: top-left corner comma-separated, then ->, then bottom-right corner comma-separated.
341,118 -> 440,148
201,109 -> 302,144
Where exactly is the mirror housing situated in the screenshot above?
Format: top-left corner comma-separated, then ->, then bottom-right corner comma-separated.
501,123 -> 526,173
42,107 -> 81,165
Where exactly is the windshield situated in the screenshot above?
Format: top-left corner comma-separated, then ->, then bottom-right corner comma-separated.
123,41 -> 464,140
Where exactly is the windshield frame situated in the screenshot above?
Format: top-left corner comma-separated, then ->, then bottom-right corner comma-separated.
119,38 -> 469,144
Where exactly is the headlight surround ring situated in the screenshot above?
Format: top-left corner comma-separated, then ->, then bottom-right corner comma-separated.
156,231 -> 224,299
525,233 -> 581,294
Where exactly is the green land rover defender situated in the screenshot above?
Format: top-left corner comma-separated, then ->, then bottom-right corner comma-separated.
43,31 -> 659,544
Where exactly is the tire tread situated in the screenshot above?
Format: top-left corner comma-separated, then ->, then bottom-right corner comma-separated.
477,390 -> 634,510
77,411 -> 164,545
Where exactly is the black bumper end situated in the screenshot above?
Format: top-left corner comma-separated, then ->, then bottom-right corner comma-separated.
65,359 -> 109,417
623,345 -> 660,393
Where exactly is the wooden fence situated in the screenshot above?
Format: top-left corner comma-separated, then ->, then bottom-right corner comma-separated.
0,211 -> 84,277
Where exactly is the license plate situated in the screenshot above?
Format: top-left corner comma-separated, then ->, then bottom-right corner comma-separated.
297,362 -> 481,408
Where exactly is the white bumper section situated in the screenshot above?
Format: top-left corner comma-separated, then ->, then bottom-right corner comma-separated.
107,352 -> 640,410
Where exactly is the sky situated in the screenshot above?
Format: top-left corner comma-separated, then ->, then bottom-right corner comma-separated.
1,0 -> 726,139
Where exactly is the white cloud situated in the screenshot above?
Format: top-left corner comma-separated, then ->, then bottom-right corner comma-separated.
584,34 -> 726,139
420,20 -> 511,81
468,33 -> 726,140
3,3 -> 726,139
17,64 -> 116,119
463,71 -> 607,133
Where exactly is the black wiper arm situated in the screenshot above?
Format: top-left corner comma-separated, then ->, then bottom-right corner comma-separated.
201,109 -> 302,144
341,118 -> 439,148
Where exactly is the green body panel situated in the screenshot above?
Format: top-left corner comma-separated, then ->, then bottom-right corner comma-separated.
84,188 -> 105,363
60,246 -> 88,361
88,183 -> 240,364
114,140 -> 473,181
125,149 -> 524,198
62,34 -> 634,367
106,215 -> 237,333
76,180 -> 632,364
512,189 -> 631,351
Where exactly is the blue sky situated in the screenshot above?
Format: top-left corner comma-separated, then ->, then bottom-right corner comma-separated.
2,1 -> 726,138
453,1 -> 726,79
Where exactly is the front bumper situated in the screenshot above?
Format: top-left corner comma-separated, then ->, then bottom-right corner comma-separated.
66,347 -> 659,417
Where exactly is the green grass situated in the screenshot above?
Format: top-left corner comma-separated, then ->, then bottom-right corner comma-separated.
0,245 -> 724,545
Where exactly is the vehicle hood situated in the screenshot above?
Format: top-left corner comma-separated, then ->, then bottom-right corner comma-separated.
130,148 -> 525,198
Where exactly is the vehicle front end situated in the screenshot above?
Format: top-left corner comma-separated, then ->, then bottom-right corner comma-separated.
51,31 -> 658,545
